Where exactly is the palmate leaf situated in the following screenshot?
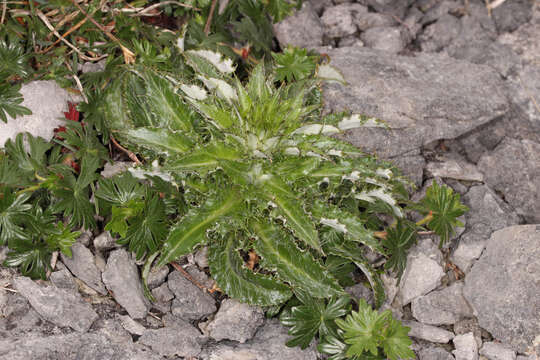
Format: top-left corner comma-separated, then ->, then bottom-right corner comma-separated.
46,222 -> 81,258
96,172 -> 145,206
4,132 -> 51,177
0,39 -> 30,80
381,317 -> 415,360
265,0 -> 299,22
382,219 -> 418,279
280,292 -> 351,349
50,156 -> 100,229
272,46 -> 317,83
0,82 -> 32,123
4,238 -> 50,280
250,220 -> 343,298
118,193 -> 168,260
336,299 -> 388,357
156,189 -> 243,267
417,180 -> 468,246
318,335 -> 385,360
0,188 -> 31,245
325,255 -> 355,287
209,232 -> 293,306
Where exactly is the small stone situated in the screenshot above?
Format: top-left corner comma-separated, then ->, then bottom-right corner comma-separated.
168,270 -> 216,321
411,282 -> 474,325
138,315 -> 206,358
479,342 -> 517,360
419,346 -> 456,360
60,243 -> 107,295
345,283 -> 374,306
426,158 -> 483,182
93,231 -> 118,252
13,276 -> 98,332
492,0 -> 533,33
117,314 -> 146,336
49,268 -> 77,291
419,14 -> 462,52
307,0 -> 332,15
453,318 -> 483,348
354,12 -> 397,31
76,230 -> 93,246
206,299 -> 265,343
321,4 -> 367,38
273,1 -> 324,49
338,35 -> 364,48
389,152 -> 426,188
146,265 -> 169,290
102,249 -> 149,319
360,26 -> 410,53
0,246 -> 7,263
0,288 -> 7,317
453,332 -> 479,360
100,161 -> 131,178
194,246 -> 209,268
150,282 -> 173,313
404,320 -> 455,343
397,239 -> 445,305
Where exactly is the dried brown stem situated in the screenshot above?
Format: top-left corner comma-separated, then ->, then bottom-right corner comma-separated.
110,136 -> 142,165
170,262 -> 216,293
204,0 -> 217,35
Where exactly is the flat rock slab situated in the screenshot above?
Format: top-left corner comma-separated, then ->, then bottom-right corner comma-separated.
60,243 -> 107,295
168,270 -> 216,321
404,320 -> 455,343
0,331 -> 161,360
12,276 -> 98,333
478,139 -> 540,223
206,299 -> 265,343
320,47 -> 508,158
273,1 -> 323,49
418,346 -> 456,360
0,81 -> 79,147
453,332 -> 479,360
464,225 -> 540,353
102,249 -> 149,319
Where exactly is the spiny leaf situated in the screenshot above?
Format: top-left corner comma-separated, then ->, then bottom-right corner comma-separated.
250,220 -> 343,298
157,190 -> 243,266
209,232 -> 293,306
382,219 -> 418,279
280,293 -> 351,349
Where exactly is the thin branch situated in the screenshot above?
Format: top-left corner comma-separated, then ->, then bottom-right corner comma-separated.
204,0 -> 217,35
171,262 -> 217,293
72,74 -> 88,103
1,1 -> 7,25
110,136 -> 142,165
1,286 -> 18,293
133,1 -> 199,16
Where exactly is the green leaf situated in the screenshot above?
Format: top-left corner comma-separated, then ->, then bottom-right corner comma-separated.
121,127 -> 193,155
250,220 -> 343,298
336,299 -> 388,357
280,294 -> 351,349
258,174 -> 321,253
209,232 -> 293,306
4,238 -> 50,280
325,255 -> 355,287
383,219 -> 418,279
317,335 -> 349,360
417,180 -> 468,246
96,172 -> 145,206
324,238 -> 386,308
0,82 -> 32,123
0,39 -> 30,80
46,222 -> 81,258
157,190 -> 243,266
50,156 -> 99,229
265,0 -> 299,22
272,46 -> 317,83
0,188 -> 31,245
4,133 -> 51,177
381,317 -> 415,360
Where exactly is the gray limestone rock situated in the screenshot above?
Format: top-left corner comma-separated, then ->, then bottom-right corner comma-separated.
426,157 -> 483,182
477,139 -> 540,223
388,151 -> 425,188
49,268 -> 77,292
60,243 -> 107,295
201,319 -> 318,360
168,270 -> 216,321
12,276 -> 98,333
345,283 -> 374,306
146,265 -> 169,290
411,282 -> 473,325
419,14 -> 462,52
492,0 -> 533,34
102,249 -> 149,319
464,225 -> 540,353
273,2 -> 324,49
194,246 -> 209,268
357,0 -> 414,19
354,12 -> 397,31
117,314 -> 146,336
404,320 -> 455,343
451,185 -> 520,273
139,314 -> 206,358
338,35 -> 364,48
0,331 -> 161,360
453,318 -> 484,351
206,299 -> 265,343
453,332 -> 479,360
419,346 -> 456,360
397,238 -> 444,305
307,0 -> 333,15
93,231 -> 118,252
0,81 -> 80,147
419,0 -> 462,24
100,161 -> 131,178
480,342 -> 517,360
320,47 -> 508,158
150,282 -> 173,313
321,4 -> 366,38
360,26 -> 410,53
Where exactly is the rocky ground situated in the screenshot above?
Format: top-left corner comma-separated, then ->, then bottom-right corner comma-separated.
1,0 -> 539,359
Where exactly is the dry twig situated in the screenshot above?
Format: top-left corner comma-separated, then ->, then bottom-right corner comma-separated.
110,136 -> 142,165
204,0 -> 217,35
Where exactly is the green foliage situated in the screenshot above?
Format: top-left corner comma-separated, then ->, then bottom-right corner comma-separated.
416,180 -> 468,246
272,46 -> 317,83
382,219 -> 418,278
318,299 -> 415,360
0,82 -> 32,123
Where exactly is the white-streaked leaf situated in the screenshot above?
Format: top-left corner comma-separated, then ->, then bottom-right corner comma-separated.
197,75 -> 237,102
187,49 -> 235,73
355,188 -> 403,217
180,84 -> 207,100
293,124 -> 340,135
338,114 -> 384,130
